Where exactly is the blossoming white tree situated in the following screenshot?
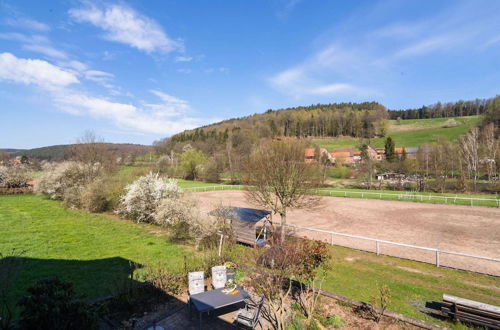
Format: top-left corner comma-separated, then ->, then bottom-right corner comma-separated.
117,172 -> 181,223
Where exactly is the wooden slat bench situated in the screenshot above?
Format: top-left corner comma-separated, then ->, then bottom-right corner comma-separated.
441,294 -> 500,329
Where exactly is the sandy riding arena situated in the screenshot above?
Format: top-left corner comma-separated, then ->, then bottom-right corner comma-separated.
191,190 -> 500,276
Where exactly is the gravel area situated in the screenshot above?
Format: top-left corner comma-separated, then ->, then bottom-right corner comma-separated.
191,190 -> 500,276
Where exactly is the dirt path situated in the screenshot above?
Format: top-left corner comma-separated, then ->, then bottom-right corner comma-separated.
190,190 -> 500,276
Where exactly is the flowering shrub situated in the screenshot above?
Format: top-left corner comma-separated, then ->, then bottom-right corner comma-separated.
117,173 -> 181,223
34,162 -> 86,200
0,165 -> 31,188
0,166 -> 7,185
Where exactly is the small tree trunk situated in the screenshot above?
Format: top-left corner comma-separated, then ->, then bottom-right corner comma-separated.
280,212 -> 286,242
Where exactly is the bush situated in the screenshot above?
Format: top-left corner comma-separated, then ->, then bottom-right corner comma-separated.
81,180 -> 109,213
153,197 -> 196,240
17,278 -> 98,330
117,173 -> 181,223
142,264 -> 183,296
202,157 -> 222,183
442,118 -> 458,128
0,165 -> 30,188
317,314 -> 343,328
34,162 -> 87,200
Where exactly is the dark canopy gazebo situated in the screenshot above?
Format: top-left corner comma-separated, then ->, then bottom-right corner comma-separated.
209,207 -> 272,246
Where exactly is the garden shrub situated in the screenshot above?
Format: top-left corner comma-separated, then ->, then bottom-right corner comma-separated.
34,162 -> 88,200
116,173 -> 181,223
317,314 -> 343,328
81,180 -> 109,213
17,278 -> 98,330
0,165 -> 30,188
142,264 -> 183,296
61,185 -> 84,209
153,197 -> 195,240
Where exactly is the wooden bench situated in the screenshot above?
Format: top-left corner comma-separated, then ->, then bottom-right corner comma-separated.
441,294 -> 500,329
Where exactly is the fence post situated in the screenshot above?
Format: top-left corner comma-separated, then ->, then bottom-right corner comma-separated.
330,233 -> 333,245
436,250 -> 440,267
362,192 -> 364,198
376,241 -> 380,256
471,199 -> 473,207
344,192 -> 347,197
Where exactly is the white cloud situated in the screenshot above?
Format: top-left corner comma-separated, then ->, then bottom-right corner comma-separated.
84,70 -> 114,82
0,52 -> 79,89
269,53 -> 376,98
55,90 -> 202,135
4,16 -> 50,32
0,33 -> 68,59
0,53 -> 205,135
175,56 -> 193,62
69,3 -> 182,53
62,60 -> 88,72
23,43 -> 68,59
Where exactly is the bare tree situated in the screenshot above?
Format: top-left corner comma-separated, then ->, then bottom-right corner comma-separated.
243,139 -> 321,242
482,123 -> 498,181
459,128 -> 480,188
72,130 -> 115,182
0,151 -> 9,164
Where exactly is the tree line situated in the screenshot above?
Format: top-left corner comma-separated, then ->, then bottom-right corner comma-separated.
388,96 -> 500,120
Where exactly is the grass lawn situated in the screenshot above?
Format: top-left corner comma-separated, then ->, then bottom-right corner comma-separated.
0,194 -> 189,313
312,115 -> 480,150
326,245 -> 500,329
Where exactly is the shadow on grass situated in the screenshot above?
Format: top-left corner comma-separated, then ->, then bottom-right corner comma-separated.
1,256 -> 237,329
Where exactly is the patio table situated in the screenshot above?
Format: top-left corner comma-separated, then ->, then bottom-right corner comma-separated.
188,286 -> 249,329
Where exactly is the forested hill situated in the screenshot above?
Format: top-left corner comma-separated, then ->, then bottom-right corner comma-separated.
168,102 -> 389,146
8,143 -> 152,161
158,97 -> 497,151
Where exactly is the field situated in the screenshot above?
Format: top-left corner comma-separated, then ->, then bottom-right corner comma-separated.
192,190 -> 500,275
1,194 -> 499,329
312,115 -> 480,150
0,195 -> 189,315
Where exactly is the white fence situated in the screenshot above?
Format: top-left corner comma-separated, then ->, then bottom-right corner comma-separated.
276,222 -> 500,276
184,185 -> 500,208
314,189 -> 500,208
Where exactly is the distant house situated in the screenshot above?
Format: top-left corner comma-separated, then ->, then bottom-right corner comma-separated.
331,147 -> 355,164
304,148 -> 334,164
374,148 -> 385,161
376,172 -> 405,181
352,151 -> 361,162
304,148 -> 315,163
366,146 -> 379,161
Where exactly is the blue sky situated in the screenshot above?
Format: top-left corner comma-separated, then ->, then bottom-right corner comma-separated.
1,0 -> 500,149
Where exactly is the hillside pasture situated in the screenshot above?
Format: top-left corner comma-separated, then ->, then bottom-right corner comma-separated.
312,115 -> 480,149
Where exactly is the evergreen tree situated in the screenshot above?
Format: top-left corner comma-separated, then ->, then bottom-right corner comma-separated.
385,137 -> 395,162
